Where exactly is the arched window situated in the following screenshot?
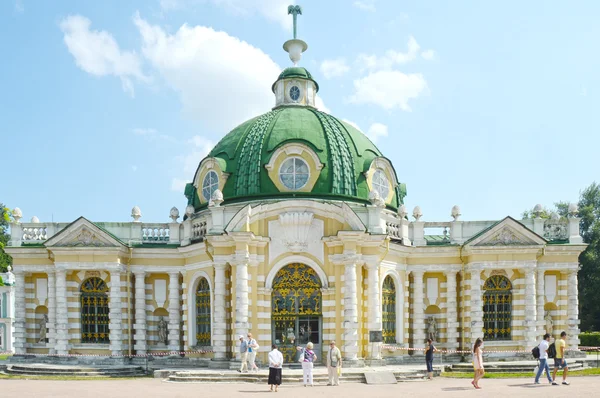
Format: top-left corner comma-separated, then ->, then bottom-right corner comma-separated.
80,277 -> 109,344
202,170 -> 219,201
382,276 -> 397,344
195,278 -> 211,346
483,275 -> 512,341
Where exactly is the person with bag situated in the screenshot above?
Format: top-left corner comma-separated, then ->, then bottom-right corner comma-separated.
327,341 -> 342,386
296,342 -> 317,387
247,332 -> 260,373
534,333 -> 553,384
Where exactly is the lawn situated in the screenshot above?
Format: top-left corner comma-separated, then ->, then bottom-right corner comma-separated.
442,368 -> 600,379
0,354 -> 11,360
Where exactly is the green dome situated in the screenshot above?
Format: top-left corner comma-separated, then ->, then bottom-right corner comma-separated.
189,107 -> 406,209
272,67 -> 319,92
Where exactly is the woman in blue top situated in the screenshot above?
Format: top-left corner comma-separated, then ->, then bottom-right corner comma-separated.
297,342 -> 317,386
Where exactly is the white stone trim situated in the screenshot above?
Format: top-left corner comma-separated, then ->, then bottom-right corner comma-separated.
186,270 -> 213,349
265,255 -> 328,289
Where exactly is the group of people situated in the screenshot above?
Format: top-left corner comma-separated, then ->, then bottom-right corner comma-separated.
470,331 -> 571,389
238,333 -> 260,373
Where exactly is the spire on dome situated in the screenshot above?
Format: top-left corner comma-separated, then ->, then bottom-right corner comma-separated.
283,4 -> 307,66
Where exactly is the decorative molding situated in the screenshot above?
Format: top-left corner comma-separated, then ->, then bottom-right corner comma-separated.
477,227 -> 538,246
269,212 -> 324,263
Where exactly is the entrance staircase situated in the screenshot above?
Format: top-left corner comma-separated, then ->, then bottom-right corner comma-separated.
2,363 -> 145,378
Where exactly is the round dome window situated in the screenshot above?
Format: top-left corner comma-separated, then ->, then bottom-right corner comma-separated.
372,170 -> 390,200
202,170 -> 219,201
289,85 -> 301,101
279,157 -> 309,190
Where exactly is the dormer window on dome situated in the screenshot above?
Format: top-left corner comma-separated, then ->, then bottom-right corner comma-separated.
279,157 -> 310,190
202,170 -> 219,201
372,170 -> 390,200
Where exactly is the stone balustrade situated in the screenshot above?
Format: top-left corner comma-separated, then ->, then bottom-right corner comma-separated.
192,218 -> 207,240
141,223 -> 170,242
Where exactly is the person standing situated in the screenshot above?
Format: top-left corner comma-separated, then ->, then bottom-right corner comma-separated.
425,338 -> 436,380
552,331 -> 569,385
238,335 -> 248,373
297,342 -> 317,387
247,332 -> 259,372
472,338 -> 484,389
268,344 -> 284,392
535,333 -> 553,384
327,341 -> 342,386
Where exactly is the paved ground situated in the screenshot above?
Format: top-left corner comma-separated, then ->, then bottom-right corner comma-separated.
1,377 -> 599,398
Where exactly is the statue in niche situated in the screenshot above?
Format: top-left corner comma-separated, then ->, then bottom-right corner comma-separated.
38,314 -> 48,343
158,316 -> 168,345
427,317 -> 437,341
545,311 -> 554,335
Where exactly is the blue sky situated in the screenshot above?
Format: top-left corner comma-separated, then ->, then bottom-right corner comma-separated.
1,0 -> 599,225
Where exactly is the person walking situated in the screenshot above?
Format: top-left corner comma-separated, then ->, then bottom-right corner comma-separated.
472,338 -> 484,389
425,338 -> 436,380
238,335 -> 248,373
327,341 -> 342,386
297,342 -> 317,387
552,331 -> 569,386
247,332 -> 259,373
535,333 -> 553,384
268,344 -> 284,392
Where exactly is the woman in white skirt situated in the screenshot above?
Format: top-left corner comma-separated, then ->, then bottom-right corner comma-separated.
297,342 -> 317,387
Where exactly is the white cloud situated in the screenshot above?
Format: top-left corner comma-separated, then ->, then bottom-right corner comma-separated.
353,0 -> 376,12
342,119 -> 362,132
171,135 -> 215,191
348,70 -> 427,111
159,0 -> 293,30
133,13 -> 326,131
15,0 -> 24,13
357,36 -> 421,71
421,49 -> 435,61
132,127 -> 176,143
366,122 -> 388,143
320,58 -> 349,79
60,15 -> 147,97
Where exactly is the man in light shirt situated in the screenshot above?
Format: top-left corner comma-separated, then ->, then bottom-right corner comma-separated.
552,331 -> 569,386
534,333 -> 553,384
238,335 -> 248,373
327,341 -> 342,386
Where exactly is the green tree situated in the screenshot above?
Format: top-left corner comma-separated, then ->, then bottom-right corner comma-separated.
0,203 -> 13,272
523,183 -> 600,331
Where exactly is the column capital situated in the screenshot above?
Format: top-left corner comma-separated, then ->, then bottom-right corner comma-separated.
167,270 -> 181,277
410,269 -> 425,278
133,269 -> 146,276
444,269 -> 458,277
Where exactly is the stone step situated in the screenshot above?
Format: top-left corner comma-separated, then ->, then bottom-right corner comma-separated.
5,364 -> 145,378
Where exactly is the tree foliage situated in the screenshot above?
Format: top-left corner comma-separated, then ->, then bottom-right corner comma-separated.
0,203 -> 13,273
523,183 -> 600,331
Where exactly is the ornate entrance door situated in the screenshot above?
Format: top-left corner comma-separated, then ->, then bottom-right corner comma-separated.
271,263 -> 322,363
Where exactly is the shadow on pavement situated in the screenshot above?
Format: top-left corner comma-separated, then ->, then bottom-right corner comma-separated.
441,387 -> 473,391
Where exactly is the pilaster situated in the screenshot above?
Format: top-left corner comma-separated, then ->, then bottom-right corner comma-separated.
343,260 -> 359,360
212,263 -> 227,360
46,270 -> 56,354
469,266 -> 483,341
168,271 -> 181,353
54,269 -> 69,355
536,269 -> 545,336
108,270 -> 123,355
524,268 -> 537,349
412,270 -> 425,349
567,269 -> 580,347
233,259 -> 249,360
12,270 -> 27,354
444,270 -> 459,349
365,261 -> 381,359
133,270 -> 147,355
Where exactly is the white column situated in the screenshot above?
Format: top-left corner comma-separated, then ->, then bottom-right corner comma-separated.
366,262 -> 381,359
13,270 -> 27,354
567,269 -> 580,347
524,268 -> 537,349
168,271 -> 181,353
445,270 -> 459,349
54,269 -> 69,355
47,270 -> 56,354
109,270 -> 124,355
234,261 -> 249,360
213,263 -> 227,360
412,270 -> 425,349
343,261 -> 359,360
133,271 -> 147,355
537,269 -> 545,335
469,267 -> 483,341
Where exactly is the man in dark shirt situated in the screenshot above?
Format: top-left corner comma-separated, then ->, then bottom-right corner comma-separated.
425,338 -> 436,380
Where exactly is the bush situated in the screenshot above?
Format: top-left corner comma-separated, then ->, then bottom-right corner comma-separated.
580,332 -> 600,347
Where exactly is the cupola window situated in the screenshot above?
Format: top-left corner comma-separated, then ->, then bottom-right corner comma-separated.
279,157 -> 309,190
202,170 -> 219,201
289,85 -> 301,101
372,170 -> 390,199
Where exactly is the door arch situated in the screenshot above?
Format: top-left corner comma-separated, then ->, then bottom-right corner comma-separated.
271,263 -> 322,362
482,275 -> 512,341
